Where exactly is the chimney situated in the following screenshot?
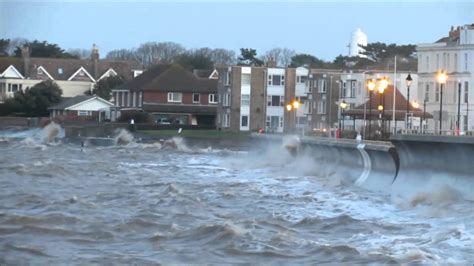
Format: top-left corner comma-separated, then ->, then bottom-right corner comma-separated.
266,57 -> 277,68
21,46 -> 31,78
91,44 -> 99,79
449,25 -> 460,38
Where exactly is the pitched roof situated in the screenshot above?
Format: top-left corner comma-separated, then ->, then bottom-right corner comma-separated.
119,64 -> 172,91
120,64 -> 218,93
0,56 -> 142,81
0,57 -> 23,74
48,95 -> 95,110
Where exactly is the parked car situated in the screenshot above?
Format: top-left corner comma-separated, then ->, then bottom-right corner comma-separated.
156,118 -> 172,125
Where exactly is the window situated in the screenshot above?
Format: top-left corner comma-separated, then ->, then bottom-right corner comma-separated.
223,94 -> 231,107
192,93 -> 200,103
447,53 -> 450,70
350,80 -> 356,98
425,83 -> 430,102
341,81 -> 347,98
241,94 -> 250,106
223,71 -> 231,86
37,68 -> 43,75
464,115 -> 468,131
167,92 -> 182,103
77,110 -> 91,116
267,95 -> 283,106
435,83 -> 440,102
318,80 -> 327,93
241,115 -> 248,127
58,68 -> 63,74
79,70 -> 84,76
317,100 -> 326,114
222,114 -> 230,127
436,54 -> 440,69
241,74 -> 251,85
209,94 -> 218,104
268,75 -> 285,86
454,54 -> 458,71
465,82 -> 469,103
465,53 -> 469,71
296,75 -> 307,84
266,116 -> 282,129
425,56 -> 430,72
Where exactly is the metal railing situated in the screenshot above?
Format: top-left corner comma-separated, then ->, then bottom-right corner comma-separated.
395,128 -> 474,137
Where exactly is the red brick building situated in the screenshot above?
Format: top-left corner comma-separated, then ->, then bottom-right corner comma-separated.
112,64 -> 218,126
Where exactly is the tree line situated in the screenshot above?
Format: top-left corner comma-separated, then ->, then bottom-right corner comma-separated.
1,38 -> 417,71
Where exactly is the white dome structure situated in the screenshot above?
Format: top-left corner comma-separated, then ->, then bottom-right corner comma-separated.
349,28 -> 368,58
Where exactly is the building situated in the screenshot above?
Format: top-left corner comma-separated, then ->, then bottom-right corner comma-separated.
417,24 -> 474,133
216,65 -> 420,134
0,45 -> 142,102
113,64 -> 218,126
306,70 -> 341,133
48,95 -> 114,122
216,66 -> 313,133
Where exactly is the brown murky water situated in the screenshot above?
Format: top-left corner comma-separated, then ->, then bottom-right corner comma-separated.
0,131 -> 473,264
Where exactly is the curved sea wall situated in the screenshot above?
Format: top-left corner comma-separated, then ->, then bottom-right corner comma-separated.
253,134 -> 474,200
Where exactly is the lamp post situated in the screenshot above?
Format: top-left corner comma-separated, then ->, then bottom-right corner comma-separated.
367,79 -> 376,140
286,99 -> 301,133
339,100 -> 347,137
423,98 -> 427,133
437,70 -> 448,134
378,77 -> 388,133
406,73 -> 413,129
457,81 -> 461,135
378,104 -> 384,137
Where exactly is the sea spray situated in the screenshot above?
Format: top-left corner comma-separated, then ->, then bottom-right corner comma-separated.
114,128 -> 134,145
43,122 -> 62,143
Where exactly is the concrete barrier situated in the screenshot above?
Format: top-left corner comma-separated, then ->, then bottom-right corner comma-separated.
251,133 -> 473,199
391,135 -> 474,200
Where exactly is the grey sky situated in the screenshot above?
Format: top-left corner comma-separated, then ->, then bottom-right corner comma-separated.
1,1 -> 473,60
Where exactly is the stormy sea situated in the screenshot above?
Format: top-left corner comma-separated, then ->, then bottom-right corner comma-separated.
0,126 -> 473,264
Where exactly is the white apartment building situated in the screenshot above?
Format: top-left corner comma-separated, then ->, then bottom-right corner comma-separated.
417,24 -> 474,133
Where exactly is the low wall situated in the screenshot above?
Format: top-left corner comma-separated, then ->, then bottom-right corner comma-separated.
0,117 -> 49,128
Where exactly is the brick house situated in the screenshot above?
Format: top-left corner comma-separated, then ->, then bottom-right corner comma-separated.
112,64 -> 218,126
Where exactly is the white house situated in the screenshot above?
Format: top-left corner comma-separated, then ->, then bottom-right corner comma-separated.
417,24 -> 474,133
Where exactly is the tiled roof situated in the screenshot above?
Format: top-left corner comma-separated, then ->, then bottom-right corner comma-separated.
0,57 -> 23,74
49,95 -> 95,110
0,56 -> 142,81
121,64 -> 217,93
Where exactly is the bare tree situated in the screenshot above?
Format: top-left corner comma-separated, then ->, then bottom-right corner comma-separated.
263,48 -> 282,66
134,42 -> 186,66
280,48 -> 296,67
193,48 -> 236,66
106,49 -> 136,61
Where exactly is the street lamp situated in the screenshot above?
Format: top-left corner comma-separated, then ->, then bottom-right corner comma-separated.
286,99 -> 301,132
367,79 -> 376,140
339,100 -> 348,137
457,81 -> 462,135
406,73 -> 413,129
378,77 -> 388,133
436,70 -> 448,134
378,104 -> 384,137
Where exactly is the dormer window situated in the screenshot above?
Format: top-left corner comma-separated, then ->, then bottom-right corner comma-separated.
58,68 -> 63,74
37,68 -> 43,75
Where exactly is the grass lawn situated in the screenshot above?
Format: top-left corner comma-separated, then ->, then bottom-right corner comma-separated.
139,129 -> 250,140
